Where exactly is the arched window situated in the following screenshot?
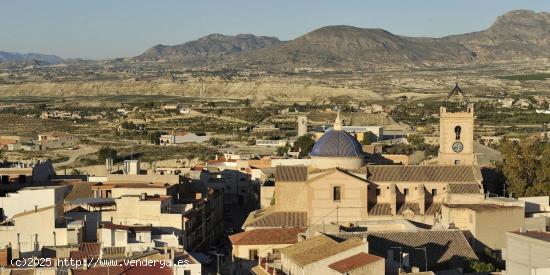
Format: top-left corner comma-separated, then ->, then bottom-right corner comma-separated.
454,126 -> 461,140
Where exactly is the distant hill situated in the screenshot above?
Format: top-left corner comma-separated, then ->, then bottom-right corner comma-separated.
134,10 -> 550,69
0,51 -> 65,64
242,26 -> 474,68
136,34 -> 282,64
444,10 -> 550,61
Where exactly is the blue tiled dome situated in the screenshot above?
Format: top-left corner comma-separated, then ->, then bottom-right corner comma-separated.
311,130 -> 364,157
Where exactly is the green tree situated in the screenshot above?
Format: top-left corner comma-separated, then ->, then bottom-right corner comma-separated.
98,147 -> 118,163
497,140 -> 550,198
362,131 -> 378,145
465,259 -> 495,273
407,134 -> 425,147
293,134 -> 316,158
210,138 -> 222,147
148,131 -> 162,145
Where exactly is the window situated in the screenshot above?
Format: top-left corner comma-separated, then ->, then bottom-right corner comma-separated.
376,188 -> 381,196
432,189 -> 437,196
184,270 -> 191,275
403,188 -> 409,196
333,186 -> 341,201
454,160 -> 461,165
454,125 -> 461,140
249,249 -> 258,260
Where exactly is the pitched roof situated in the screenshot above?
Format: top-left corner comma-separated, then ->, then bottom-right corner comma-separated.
365,165 -> 479,183
448,183 -> 482,194
275,166 -> 308,182
425,203 -> 442,215
12,205 -> 54,218
229,228 -> 305,245
280,235 -> 364,267
64,182 -> 93,202
69,243 -> 101,260
368,203 -> 392,216
328,252 -> 383,273
444,203 -> 522,212
244,209 -> 308,228
398,202 -> 420,215
333,230 -> 477,268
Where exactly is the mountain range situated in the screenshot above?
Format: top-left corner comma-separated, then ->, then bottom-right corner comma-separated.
0,51 -> 65,64
2,10 -> 548,69
135,10 -> 550,69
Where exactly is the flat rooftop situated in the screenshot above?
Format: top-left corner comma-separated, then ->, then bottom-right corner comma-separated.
510,231 -> 550,242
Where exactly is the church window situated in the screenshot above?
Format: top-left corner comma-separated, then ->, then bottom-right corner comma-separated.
333,186 -> 341,201
376,188 -> 381,196
454,126 -> 462,140
403,188 -> 409,196
432,189 -> 437,196
454,160 -> 461,165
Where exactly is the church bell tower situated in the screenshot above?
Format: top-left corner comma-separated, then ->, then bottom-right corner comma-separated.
438,83 -> 475,165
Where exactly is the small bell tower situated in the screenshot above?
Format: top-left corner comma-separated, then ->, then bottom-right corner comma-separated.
438,83 -> 475,165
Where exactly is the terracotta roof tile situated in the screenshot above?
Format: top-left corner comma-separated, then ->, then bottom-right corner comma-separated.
333,230 -> 477,269
368,203 -> 392,216
445,203 -> 522,212
328,252 -> 383,273
275,166 -> 308,182
366,165 -> 478,182
229,228 -> 305,245
448,183 -> 482,194
245,210 -> 308,228
280,235 -> 364,267
69,243 -> 101,260
425,203 -> 442,215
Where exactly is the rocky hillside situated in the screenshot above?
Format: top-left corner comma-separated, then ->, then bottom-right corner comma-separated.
444,10 -> 550,60
135,10 -> 550,68
136,34 -> 282,64
242,26 -> 474,69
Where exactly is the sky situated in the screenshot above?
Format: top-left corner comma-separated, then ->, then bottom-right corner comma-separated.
1,0 -> 549,60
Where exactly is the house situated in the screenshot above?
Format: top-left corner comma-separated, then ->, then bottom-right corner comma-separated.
278,234 -> 371,275
0,205 -> 83,257
230,227 -> 306,273
160,132 -> 209,145
505,230 -> 550,275
38,131 -> 78,149
439,202 -> 525,252
0,185 -> 70,220
332,230 -> 478,272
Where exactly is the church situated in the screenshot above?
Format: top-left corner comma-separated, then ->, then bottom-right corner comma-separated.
244,84 -> 487,228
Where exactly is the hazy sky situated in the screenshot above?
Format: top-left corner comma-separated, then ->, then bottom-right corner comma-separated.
1,0 -> 549,59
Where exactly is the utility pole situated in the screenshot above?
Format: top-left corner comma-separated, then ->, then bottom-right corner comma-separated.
213,253 -> 224,275
415,246 -> 427,272
390,246 -> 403,271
